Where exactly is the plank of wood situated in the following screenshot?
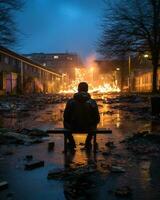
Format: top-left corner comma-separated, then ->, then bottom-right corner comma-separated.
46,128 -> 112,134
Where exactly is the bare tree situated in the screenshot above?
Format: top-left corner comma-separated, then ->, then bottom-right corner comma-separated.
0,0 -> 24,47
98,0 -> 160,93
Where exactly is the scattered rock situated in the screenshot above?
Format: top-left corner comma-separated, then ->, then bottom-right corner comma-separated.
105,141 -> 116,149
25,155 -> 33,160
115,186 -> 132,197
3,151 -> 14,156
25,160 -> 44,170
111,166 -> 126,173
48,142 -> 55,151
0,181 -> 8,190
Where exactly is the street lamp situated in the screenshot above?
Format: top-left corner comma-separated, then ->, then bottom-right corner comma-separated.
144,54 -> 149,58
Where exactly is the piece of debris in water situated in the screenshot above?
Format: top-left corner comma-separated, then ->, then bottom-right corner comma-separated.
0,181 -> 8,190
115,186 -> 132,197
25,160 -> 44,170
111,166 -> 126,173
48,142 -> 55,151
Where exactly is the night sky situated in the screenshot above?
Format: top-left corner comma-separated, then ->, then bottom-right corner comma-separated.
14,0 -> 104,61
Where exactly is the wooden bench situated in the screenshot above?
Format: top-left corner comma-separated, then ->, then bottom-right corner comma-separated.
46,128 -> 112,152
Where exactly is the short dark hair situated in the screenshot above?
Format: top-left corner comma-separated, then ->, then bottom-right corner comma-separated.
78,82 -> 88,92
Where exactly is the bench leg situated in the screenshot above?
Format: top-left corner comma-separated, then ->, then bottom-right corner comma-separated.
93,133 -> 97,153
64,134 -> 67,153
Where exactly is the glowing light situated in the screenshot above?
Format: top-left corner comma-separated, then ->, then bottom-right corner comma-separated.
144,54 -> 149,58
59,58 -> 121,94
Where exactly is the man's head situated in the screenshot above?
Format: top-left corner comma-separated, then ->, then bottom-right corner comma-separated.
78,82 -> 88,92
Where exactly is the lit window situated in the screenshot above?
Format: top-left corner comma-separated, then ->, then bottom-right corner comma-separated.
54,56 -> 59,59
67,57 -> 72,60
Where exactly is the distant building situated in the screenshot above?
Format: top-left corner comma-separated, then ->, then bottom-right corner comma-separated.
94,60 -> 122,90
24,53 -> 83,81
0,47 -> 62,95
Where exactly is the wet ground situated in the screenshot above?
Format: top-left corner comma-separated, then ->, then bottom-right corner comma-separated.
0,94 -> 160,200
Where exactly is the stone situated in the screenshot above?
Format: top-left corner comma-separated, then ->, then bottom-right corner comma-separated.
25,160 -> 44,170
105,141 -> 116,148
0,181 -> 8,190
102,151 -> 111,156
25,155 -> 33,160
48,142 -> 55,151
115,186 -> 132,197
111,166 -> 126,173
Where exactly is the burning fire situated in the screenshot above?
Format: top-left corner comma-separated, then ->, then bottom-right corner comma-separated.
59,83 -> 120,94
59,54 -> 121,94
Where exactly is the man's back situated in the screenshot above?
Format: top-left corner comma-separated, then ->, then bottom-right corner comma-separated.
63,91 -> 100,131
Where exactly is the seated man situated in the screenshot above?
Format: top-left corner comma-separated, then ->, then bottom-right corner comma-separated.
63,82 -> 100,149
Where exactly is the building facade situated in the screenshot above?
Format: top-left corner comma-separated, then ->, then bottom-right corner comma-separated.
24,52 -> 82,81
134,68 -> 160,92
0,47 -> 62,95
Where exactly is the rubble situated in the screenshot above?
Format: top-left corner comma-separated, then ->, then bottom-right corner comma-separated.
25,155 -> 33,160
0,181 -> 8,190
48,142 -> 55,151
111,166 -> 126,173
105,141 -> 116,149
115,186 -> 132,197
48,165 -> 97,180
25,160 -> 44,170
123,132 -> 160,156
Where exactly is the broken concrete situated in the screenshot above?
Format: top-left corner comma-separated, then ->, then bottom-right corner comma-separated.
0,181 -> 8,191
25,160 -> 44,170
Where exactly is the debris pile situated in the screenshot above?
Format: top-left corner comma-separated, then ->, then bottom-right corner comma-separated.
0,128 -> 48,145
122,131 -> 160,156
48,165 -> 100,200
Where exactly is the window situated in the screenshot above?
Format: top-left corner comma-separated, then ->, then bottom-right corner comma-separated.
67,57 -> 72,60
54,55 -> 59,59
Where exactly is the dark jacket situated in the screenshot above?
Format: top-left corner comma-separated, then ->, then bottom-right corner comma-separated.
63,92 -> 100,131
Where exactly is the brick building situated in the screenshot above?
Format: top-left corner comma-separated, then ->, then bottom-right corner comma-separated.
0,47 -> 62,95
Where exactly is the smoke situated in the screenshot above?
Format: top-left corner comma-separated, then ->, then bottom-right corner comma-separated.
84,53 -> 98,69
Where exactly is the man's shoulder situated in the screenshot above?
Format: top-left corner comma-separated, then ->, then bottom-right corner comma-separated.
87,98 -> 98,107
67,98 -> 76,105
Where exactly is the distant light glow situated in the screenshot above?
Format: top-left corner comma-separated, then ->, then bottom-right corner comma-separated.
144,54 -> 149,58
54,56 -> 59,59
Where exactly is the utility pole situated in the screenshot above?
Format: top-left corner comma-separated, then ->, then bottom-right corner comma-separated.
128,56 -> 131,92
20,61 -> 24,93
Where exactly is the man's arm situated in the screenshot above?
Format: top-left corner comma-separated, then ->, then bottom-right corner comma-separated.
94,101 -> 100,124
89,100 -> 100,126
63,100 -> 72,129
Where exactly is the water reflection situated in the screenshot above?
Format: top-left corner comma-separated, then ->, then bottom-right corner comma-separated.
139,160 -> 151,189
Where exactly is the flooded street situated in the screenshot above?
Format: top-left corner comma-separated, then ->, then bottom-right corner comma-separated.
0,94 -> 160,200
